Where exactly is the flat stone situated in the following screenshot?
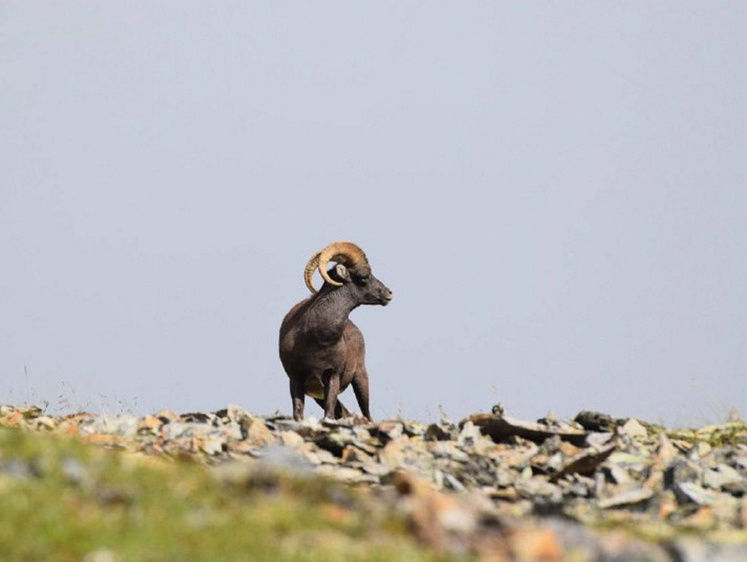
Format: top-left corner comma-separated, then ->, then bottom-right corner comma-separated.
154,409 -> 179,421
314,464 -> 372,484
688,441 -> 713,460
180,412 -> 214,424
223,404 -> 250,423
574,410 -> 615,431
606,464 -> 635,486
494,466 -> 518,488
549,442 -> 616,482
198,436 -> 225,456
402,422 -> 427,438
598,487 -> 654,509
674,482 -> 731,506
373,420 -> 404,443
586,432 -> 614,447
669,539 -> 747,562
314,432 -> 354,457
352,426 -> 372,441
620,418 -> 648,439
664,459 -> 702,489
514,477 -> 563,503
561,474 -> 595,498
443,473 -> 467,492
226,440 -> 255,455
245,418 -> 276,447
498,443 -> 540,469
136,415 -> 163,435
79,416 -> 138,437
311,447 -> 338,465
424,423 -> 453,442
251,444 -> 313,473
342,446 -> 389,477
221,421 -> 243,442
607,452 -> 651,474
428,441 -> 470,463
703,465 -> 742,491
279,431 -> 305,449
457,421 -> 482,446
268,419 -> 317,437
467,413 -> 588,446
19,405 -> 44,419
379,436 -> 409,469
654,433 -> 680,465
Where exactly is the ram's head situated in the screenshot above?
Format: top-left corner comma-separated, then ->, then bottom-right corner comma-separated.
303,241 -> 392,306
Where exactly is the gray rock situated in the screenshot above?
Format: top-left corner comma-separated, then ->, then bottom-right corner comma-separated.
373,420 -> 404,443
664,458 -> 702,489
574,410 -> 615,432
457,421 -> 483,447
442,472 -> 466,492
598,487 -> 654,509
673,481 -> 732,506
198,436 -> 225,456
515,477 -> 563,504
79,415 -> 138,437
688,441 -> 713,460
549,442 -> 616,483
468,413 -> 588,446
266,418 -> 318,437
402,421 -> 427,438
584,431 -> 614,448
251,444 -> 313,474
494,466 -> 517,488
562,474 -> 595,498
668,539 -> 747,562
0,459 -> 36,479
619,418 -> 649,439
61,456 -> 90,485
424,423 -> 453,442
605,464 -> 635,486
703,464 -> 743,491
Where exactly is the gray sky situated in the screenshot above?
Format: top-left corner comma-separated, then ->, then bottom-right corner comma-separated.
2,3 -> 745,426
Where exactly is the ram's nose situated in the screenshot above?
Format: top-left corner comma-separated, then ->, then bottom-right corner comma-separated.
382,288 -> 393,305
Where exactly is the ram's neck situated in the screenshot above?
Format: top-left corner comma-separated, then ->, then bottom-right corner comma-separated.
306,289 -> 359,345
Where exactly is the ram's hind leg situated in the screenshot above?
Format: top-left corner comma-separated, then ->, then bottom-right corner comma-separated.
313,397 -> 353,419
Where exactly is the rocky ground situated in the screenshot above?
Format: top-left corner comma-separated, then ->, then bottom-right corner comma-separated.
1,404 -> 746,561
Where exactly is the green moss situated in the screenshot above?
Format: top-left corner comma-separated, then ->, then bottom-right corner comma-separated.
668,422 -> 747,448
0,428 -> 447,561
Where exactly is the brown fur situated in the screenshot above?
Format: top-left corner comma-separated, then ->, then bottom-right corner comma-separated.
279,256 -> 392,421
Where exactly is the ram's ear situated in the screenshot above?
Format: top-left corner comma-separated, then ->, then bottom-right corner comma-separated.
335,263 -> 351,283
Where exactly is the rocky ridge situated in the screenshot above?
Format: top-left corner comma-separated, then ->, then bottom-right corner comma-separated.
1,404 -> 746,561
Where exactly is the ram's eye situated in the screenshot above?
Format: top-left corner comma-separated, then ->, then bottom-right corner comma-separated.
355,274 -> 370,285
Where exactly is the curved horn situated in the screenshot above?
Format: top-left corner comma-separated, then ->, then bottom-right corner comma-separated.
303,252 -> 322,293
303,241 -> 369,293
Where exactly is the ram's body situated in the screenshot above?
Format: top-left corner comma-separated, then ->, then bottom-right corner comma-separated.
279,242 -> 392,421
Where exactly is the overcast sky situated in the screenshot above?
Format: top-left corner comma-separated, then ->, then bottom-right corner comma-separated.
2,3 -> 745,426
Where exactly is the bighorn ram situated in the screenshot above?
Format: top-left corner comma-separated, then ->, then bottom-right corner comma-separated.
279,241 -> 393,421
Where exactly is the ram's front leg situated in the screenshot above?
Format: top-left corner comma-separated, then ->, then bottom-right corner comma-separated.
290,376 -> 305,421
352,368 -> 372,421
322,370 -> 341,420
